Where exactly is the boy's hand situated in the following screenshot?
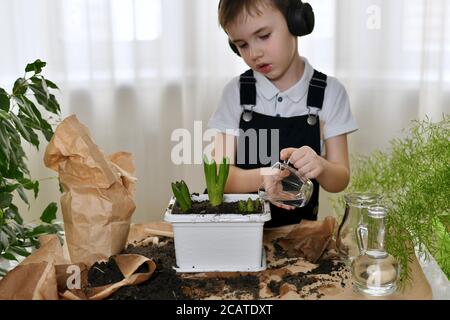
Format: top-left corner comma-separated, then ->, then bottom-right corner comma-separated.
280,146 -> 325,180
260,167 -> 295,210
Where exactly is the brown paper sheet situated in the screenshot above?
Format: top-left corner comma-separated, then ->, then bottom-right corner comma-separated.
0,262 -> 59,300
277,216 -> 337,263
0,236 -> 63,300
60,254 -> 156,300
127,222 -> 173,245
0,235 -> 156,300
43,114 -> 136,266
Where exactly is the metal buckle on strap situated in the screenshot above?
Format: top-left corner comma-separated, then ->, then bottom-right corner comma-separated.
242,105 -> 255,122
307,107 -> 319,126
240,75 -> 257,84
309,77 -> 327,89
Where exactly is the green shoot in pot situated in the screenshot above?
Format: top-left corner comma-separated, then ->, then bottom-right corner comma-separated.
255,198 -> 262,211
171,180 -> 192,212
238,200 -> 246,213
238,198 -> 263,214
246,197 -> 254,212
203,156 -> 230,207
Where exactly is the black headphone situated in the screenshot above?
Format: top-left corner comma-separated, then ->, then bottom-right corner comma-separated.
222,0 -> 315,56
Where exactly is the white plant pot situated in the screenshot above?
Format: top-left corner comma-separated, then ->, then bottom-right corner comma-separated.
164,194 -> 271,273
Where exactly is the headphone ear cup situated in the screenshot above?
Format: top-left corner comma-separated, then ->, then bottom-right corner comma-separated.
229,39 -> 241,56
300,3 -> 315,36
287,1 -> 315,37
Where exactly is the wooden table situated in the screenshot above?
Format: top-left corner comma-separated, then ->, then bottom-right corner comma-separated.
128,222 -> 432,300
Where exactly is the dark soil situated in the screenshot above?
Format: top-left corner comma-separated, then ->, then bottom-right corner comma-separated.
181,274 -> 261,299
88,257 -> 124,287
272,240 -> 288,259
279,274 -> 317,293
93,237 -> 261,300
86,237 -> 349,300
306,259 -> 345,275
110,237 -> 186,300
171,200 -> 262,215
267,280 -> 281,296
224,275 -> 261,297
265,261 -> 347,298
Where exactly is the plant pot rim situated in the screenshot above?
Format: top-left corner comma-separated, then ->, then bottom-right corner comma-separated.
164,194 -> 271,223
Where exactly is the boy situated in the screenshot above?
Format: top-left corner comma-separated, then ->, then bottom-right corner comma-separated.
208,0 -> 358,227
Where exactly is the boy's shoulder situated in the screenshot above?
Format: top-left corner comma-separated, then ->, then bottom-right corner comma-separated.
223,75 -> 241,90
324,75 -> 348,98
219,75 -> 241,101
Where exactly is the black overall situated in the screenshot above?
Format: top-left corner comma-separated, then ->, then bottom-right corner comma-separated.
236,69 -> 327,228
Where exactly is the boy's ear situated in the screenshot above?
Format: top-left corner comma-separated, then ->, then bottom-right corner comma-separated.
228,39 -> 241,56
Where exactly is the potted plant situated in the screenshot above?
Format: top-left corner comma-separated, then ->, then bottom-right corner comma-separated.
0,60 -> 63,276
164,156 -> 271,272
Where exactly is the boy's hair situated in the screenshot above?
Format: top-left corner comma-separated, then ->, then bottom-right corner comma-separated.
219,0 -> 290,31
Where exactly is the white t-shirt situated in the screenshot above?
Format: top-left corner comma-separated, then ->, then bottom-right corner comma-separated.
208,57 -> 358,154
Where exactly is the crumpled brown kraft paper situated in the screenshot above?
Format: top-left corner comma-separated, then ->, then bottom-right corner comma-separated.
127,222 -> 174,245
43,114 -> 137,266
60,254 -> 157,300
0,235 -> 156,300
0,235 -> 64,299
277,216 -> 337,263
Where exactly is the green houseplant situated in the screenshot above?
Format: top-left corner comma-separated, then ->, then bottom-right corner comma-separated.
0,60 -> 63,276
332,116 -> 449,284
171,180 -> 192,212
165,157 -> 271,272
170,156 -> 262,214
170,156 -> 230,213
203,155 -> 230,207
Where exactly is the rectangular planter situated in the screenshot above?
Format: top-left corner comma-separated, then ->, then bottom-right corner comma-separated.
164,194 -> 271,273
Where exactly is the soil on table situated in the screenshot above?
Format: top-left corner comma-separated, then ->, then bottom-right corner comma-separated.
171,200 -> 262,215
86,236 -> 349,300
88,257 -> 124,287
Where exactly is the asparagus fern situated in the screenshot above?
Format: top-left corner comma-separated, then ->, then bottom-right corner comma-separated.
332,116 -> 450,283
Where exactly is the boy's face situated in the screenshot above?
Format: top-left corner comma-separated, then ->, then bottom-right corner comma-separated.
227,4 -> 298,82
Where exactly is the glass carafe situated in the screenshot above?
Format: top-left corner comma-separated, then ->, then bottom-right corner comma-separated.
351,205 -> 400,296
336,193 -> 382,264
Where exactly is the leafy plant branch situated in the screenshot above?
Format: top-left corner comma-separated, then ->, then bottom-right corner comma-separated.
0,60 -> 63,275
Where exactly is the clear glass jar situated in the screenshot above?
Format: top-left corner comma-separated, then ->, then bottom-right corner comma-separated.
258,161 -> 314,208
336,193 -> 382,264
351,205 -> 400,296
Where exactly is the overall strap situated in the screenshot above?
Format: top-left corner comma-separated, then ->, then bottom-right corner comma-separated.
239,68 -> 328,110
239,69 -> 256,106
307,70 -> 327,110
